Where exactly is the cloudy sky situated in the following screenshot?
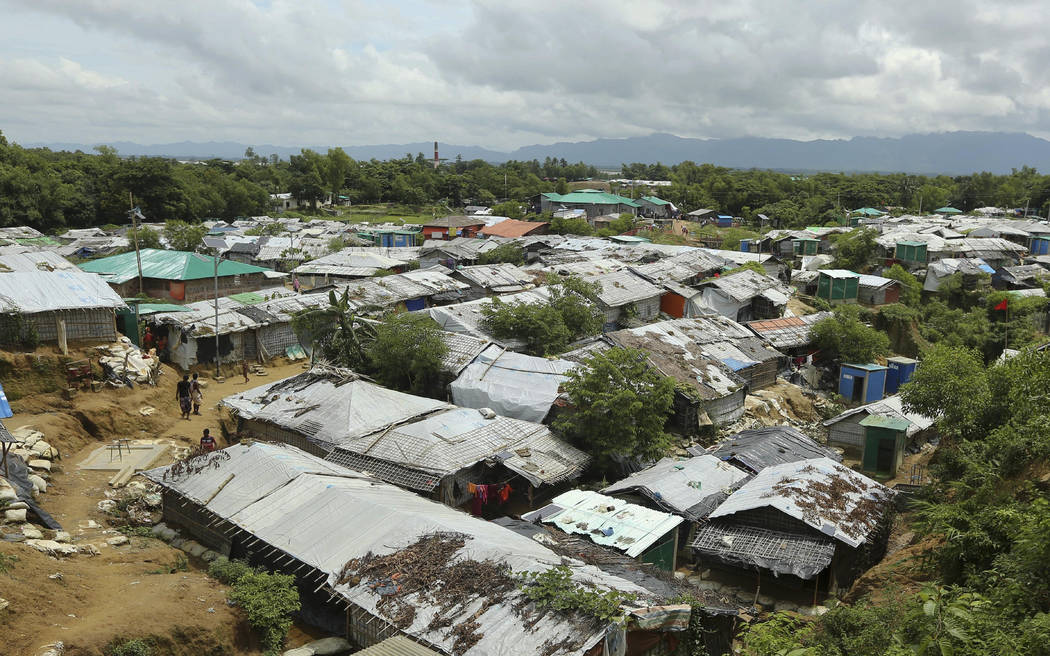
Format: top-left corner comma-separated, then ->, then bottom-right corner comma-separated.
1,0 -> 1047,150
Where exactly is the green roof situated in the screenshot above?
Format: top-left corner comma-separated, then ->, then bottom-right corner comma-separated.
80,249 -> 273,284
228,292 -> 267,305
543,191 -> 641,208
640,195 -> 671,205
15,236 -> 61,246
128,303 -> 192,315
851,207 -> 886,216
897,240 -> 925,247
859,414 -> 912,431
934,207 -> 962,214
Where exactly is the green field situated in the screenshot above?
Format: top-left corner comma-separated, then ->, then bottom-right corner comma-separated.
313,204 -> 444,225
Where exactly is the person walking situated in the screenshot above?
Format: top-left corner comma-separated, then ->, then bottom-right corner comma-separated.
176,374 -> 192,420
292,275 -> 301,294
242,360 -> 250,384
190,372 -> 204,415
199,428 -> 216,453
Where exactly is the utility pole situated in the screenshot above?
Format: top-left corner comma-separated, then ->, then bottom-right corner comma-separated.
917,195 -> 922,215
213,252 -> 221,378
1024,198 -> 1030,218
128,193 -> 144,296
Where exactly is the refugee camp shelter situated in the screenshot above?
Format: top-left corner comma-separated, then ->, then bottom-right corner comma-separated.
695,269 -> 789,322
143,442 -> 677,656
823,394 -> 935,458
602,454 -> 750,521
479,219 -> 549,238
221,367 -> 589,506
793,238 -> 820,256
590,270 -> 664,328
701,425 -> 841,475
79,249 -> 278,302
420,216 -> 486,240
857,275 -> 901,306
452,263 -> 534,297
815,270 -> 860,304
838,363 -> 887,404
692,457 -> 894,588
449,344 -> 576,422
538,190 -> 641,218
745,312 -> 831,354
523,489 -> 684,571
0,270 -> 126,346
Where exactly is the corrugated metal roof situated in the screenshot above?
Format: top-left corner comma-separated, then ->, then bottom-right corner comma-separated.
602,454 -> 749,520
293,249 -> 405,274
822,394 -> 935,437
859,414 -> 911,431
480,220 -> 548,238
708,457 -> 894,548
591,270 -> 662,308
455,263 -> 534,292
542,191 -> 641,208
857,274 -> 898,289
702,425 -> 840,474
525,490 -> 683,558
80,249 -> 272,283
818,269 -> 860,279
744,312 -> 830,349
0,250 -> 78,273
699,269 -> 790,304
144,442 -> 657,656
0,271 -> 127,313
328,407 -> 589,490
352,636 -> 441,656
221,369 -> 451,452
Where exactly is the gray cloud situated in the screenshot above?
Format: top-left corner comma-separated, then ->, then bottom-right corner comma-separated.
1,0 -> 1049,150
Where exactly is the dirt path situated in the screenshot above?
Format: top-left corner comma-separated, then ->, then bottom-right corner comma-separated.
1,359 -> 308,656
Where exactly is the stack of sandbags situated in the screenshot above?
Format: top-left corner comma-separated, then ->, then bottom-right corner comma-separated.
97,336 -> 159,384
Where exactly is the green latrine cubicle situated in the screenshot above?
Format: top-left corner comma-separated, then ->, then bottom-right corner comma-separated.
816,270 -> 860,303
793,238 -> 820,256
895,240 -> 927,263
859,414 -> 909,477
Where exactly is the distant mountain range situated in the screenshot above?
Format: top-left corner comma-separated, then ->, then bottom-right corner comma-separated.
23,131 -> 1050,175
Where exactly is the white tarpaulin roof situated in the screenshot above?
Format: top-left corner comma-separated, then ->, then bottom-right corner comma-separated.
524,489 -> 683,558
0,271 -> 127,313
450,344 -> 576,422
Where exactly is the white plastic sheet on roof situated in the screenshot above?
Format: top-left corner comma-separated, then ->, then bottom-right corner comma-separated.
450,344 -> 576,422
602,454 -> 749,520
527,489 -> 683,558
0,271 -> 126,313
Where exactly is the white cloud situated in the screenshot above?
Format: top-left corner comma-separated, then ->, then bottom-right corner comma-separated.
1,0 -> 1049,149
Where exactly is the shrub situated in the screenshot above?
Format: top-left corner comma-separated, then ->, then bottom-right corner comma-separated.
207,557 -> 253,584
228,570 -> 300,655
107,638 -> 153,656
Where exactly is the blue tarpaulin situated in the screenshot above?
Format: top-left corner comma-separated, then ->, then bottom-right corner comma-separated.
0,383 -> 11,418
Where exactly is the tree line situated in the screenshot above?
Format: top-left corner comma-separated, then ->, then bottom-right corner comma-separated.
4,127 -> 1050,233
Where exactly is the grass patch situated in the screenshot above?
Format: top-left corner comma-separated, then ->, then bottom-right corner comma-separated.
0,552 -> 18,574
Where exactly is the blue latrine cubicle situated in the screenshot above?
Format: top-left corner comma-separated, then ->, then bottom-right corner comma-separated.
839,363 -> 888,404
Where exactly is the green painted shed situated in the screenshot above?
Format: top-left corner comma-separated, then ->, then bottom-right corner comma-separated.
859,414 -> 909,477
895,240 -> 927,263
793,238 -> 820,256
816,269 -> 860,303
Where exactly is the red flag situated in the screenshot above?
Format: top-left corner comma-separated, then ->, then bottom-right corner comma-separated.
994,299 -> 1008,311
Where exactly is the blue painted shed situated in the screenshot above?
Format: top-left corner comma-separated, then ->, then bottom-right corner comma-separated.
885,356 -> 919,395
740,239 -> 752,252
0,382 -> 11,418
716,215 -> 733,228
839,363 -> 887,404
1031,235 -> 1050,256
